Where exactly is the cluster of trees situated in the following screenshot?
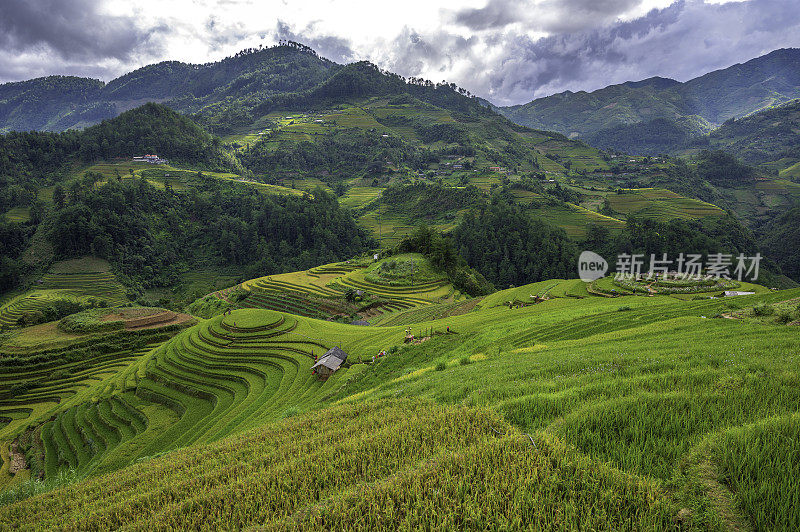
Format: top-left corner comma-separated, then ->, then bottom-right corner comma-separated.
696,150 -> 757,186
453,199 -> 580,288
45,178 -> 374,290
583,215 -> 760,265
0,222 -> 31,292
239,128 -> 414,178
397,225 -> 493,297
0,103 -> 237,215
76,104 -> 228,166
378,183 -> 485,220
759,206 -> 800,281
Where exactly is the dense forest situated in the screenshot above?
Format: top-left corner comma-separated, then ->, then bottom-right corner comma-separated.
0,104 -> 236,214
759,206 -> 800,281
695,150 -> 757,186
43,178 -> 373,292
454,199 -> 579,288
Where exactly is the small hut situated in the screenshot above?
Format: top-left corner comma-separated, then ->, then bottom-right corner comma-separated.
311,346 -> 348,379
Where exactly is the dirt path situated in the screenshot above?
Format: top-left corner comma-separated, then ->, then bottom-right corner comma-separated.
8,441 -> 27,475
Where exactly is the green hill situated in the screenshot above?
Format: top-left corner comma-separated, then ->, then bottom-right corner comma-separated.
1,273 -> 798,529
0,44 -> 338,133
702,99 -> 800,165
499,48 -> 800,155
0,76 -> 106,133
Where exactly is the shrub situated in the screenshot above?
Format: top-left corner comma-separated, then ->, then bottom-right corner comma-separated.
775,311 -> 795,324
435,361 -> 447,371
459,356 -> 472,366
617,306 -> 632,312
753,303 -> 774,317
58,309 -> 125,333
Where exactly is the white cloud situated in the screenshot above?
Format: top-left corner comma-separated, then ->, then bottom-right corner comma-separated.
1,0 -> 799,105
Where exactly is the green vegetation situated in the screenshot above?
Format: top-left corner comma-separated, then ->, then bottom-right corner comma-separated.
757,206 -> 800,281
0,257 -> 128,329
454,199 -> 581,288
706,99 -> 800,164
2,42 -> 800,530
499,48 -> 800,155
0,275 -> 798,528
45,178 -> 372,293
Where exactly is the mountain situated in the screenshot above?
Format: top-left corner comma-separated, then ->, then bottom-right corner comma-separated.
499,48 -> 800,154
0,76 -> 105,132
700,99 -> 800,165
0,43 -> 338,133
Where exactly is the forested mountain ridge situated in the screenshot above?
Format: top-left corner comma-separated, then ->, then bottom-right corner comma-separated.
699,99 -> 800,165
0,43 -> 339,133
498,48 -> 800,154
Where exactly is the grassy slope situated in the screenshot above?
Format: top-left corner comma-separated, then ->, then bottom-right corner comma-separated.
1,271 -> 798,528
0,257 -> 129,329
225,97 -> 621,242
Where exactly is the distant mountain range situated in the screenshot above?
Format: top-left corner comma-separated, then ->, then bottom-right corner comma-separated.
3,43 -> 800,168
497,48 -> 800,156
703,98 -> 800,165
0,43 -> 338,133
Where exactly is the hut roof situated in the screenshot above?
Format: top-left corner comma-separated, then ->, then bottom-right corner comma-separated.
311,346 -> 349,372
312,356 -> 343,371
324,346 -> 348,360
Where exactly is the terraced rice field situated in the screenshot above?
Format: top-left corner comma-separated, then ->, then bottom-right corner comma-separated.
478,279 -> 588,308
375,298 -> 481,326
357,207 -> 421,247
0,258 -> 128,329
2,207 -> 30,223
607,188 -> 725,221
2,275 -> 800,529
2,309 -> 401,484
0,338 -> 166,453
338,186 -> 383,209
238,290 -> 333,319
5,286 -> 799,529
0,399 -> 681,530
528,200 -> 625,238
235,259 -> 457,322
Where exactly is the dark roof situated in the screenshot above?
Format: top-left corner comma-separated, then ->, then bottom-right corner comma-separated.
324,346 -> 348,360
312,355 -> 343,371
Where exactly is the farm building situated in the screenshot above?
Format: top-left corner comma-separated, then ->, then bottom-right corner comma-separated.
723,291 -> 755,297
311,346 -> 349,379
132,154 -> 168,164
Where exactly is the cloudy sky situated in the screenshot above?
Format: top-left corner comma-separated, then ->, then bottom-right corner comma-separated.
1,0 -> 799,105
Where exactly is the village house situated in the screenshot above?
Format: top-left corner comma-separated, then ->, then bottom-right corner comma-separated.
132,154 -> 168,164
311,346 -> 348,379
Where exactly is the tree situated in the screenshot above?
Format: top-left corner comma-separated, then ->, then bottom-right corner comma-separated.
52,185 -> 65,209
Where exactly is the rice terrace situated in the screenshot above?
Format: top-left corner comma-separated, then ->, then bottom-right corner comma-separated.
2,2 -> 800,530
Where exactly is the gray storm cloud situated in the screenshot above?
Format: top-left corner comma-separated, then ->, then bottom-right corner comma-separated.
0,0 -> 799,106
393,0 -> 800,104
0,0 -> 166,80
